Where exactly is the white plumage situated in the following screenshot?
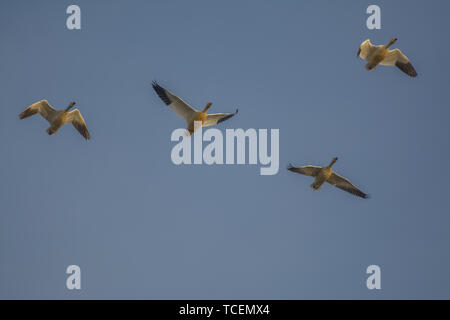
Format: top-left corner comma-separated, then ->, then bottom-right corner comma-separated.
152,81 -> 238,136
19,100 -> 90,140
357,38 -> 417,77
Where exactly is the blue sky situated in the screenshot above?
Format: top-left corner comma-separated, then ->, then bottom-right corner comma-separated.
1,0 -> 449,299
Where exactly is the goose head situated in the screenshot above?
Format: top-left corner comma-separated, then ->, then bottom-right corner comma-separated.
202,102 -> 212,113
328,157 -> 338,168
65,101 -> 76,112
385,38 -> 398,49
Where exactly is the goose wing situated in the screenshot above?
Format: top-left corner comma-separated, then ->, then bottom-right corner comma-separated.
203,109 -> 238,127
380,49 -> 417,77
357,39 -> 377,60
19,100 -> 56,122
152,81 -> 197,121
66,109 -> 91,140
327,172 -> 369,199
287,164 -> 322,177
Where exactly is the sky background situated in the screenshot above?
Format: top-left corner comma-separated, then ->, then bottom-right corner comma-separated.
1,0 -> 449,299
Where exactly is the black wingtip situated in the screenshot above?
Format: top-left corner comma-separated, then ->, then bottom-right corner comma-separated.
151,81 -> 172,105
287,163 -> 295,171
152,80 -> 162,89
217,110 -> 238,124
395,61 -> 418,77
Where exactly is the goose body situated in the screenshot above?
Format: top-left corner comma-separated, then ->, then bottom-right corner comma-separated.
152,81 -> 238,136
19,100 -> 90,140
357,38 -> 417,77
288,157 -> 369,199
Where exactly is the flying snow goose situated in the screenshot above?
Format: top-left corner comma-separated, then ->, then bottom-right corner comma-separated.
152,81 -> 238,136
19,100 -> 91,140
357,38 -> 417,77
287,157 -> 369,199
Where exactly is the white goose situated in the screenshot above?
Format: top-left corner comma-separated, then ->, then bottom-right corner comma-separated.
357,38 -> 417,77
19,100 -> 90,140
152,81 -> 238,136
288,157 -> 369,199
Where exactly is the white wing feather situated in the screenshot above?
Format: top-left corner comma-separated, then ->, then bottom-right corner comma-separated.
203,110 -> 238,127
66,109 -> 91,140
19,100 -> 56,122
152,82 -> 197,121
380,48 -> 410,66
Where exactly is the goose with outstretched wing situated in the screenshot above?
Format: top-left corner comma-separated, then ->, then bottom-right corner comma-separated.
288,157 -> 369,199
19,100 -> 90,140
152,81 -> 238,136
357,38 -> 417,77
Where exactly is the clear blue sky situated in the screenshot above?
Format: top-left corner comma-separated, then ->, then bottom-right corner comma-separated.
1,0 -> 449,299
